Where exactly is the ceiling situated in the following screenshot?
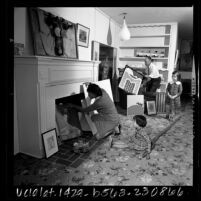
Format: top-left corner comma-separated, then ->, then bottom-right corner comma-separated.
98,7 -> 193,40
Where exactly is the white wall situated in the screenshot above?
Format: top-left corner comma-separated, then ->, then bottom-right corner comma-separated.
14,7 -> 121,155
14,8 -> 34,55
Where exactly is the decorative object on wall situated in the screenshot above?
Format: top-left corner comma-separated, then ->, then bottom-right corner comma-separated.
14,43 -> 24,55
127,95 -> 144,116
62,23 -> 78,58
146,101 -> 156,115
107,19 -> 112,46
77,23 -> 90,48
119,13 -> 130,41
42,128 -> 58,158
91,41 -> 100,61
28,7 -> 78,59
118,70 -> 142,94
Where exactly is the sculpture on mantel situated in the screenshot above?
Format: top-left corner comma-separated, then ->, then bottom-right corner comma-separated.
28,7 -> 78,59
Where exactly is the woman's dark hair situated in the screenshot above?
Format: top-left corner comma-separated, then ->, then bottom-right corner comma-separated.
133,115 -> 147,128
87,83 -> 102,96
145,55 -> 153,62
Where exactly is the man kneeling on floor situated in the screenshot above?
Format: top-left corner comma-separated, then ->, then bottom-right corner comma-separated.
112,115 -> 151,160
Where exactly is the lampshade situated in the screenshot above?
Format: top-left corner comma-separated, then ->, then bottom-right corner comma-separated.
119,14 -> 130,41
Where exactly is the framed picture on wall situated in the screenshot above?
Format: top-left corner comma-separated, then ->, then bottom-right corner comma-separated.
42,128 -> 59,158
28,7 -> 78,59
77,24 -> 90,48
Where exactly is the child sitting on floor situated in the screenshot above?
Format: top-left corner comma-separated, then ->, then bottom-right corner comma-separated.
166,71 -> 183,121
111,115 -> 152,159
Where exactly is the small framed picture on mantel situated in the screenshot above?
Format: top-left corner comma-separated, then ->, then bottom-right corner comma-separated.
77,23 -> 90,48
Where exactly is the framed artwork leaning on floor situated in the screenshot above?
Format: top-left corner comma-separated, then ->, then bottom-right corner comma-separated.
146,101 -> 156,115
42,128 -> 59,158
77,23 -> 90,48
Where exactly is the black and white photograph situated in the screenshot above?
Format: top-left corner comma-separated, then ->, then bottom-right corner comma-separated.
9,5 -> 199,200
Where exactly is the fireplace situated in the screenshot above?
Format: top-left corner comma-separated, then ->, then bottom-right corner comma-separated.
55,92 -> 90,142
14,56 -> 100,158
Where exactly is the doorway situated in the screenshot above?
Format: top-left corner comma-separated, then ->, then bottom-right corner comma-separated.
98,43 -> 118,102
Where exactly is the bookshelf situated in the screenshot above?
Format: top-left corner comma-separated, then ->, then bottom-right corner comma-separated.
118,23 -> 178,86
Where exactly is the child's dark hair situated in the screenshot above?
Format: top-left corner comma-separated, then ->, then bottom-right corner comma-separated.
87,83 -> 102,96
133,115 -> 147,128
172,70 -> 181,81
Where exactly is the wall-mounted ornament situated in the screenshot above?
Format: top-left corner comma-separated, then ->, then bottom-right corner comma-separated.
107,19 -> 112,46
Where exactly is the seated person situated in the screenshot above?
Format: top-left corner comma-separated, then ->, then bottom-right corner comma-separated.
66,83 -> 120,140
112,115 -> 152,159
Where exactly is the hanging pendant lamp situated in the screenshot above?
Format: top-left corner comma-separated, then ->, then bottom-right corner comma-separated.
119,13 -> 131,41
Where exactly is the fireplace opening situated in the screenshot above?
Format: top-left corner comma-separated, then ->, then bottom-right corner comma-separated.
55,92 -> 85,106
55,93 -> 91,142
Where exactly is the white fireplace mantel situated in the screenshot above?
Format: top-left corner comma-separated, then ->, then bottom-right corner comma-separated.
14,56 -> 100,158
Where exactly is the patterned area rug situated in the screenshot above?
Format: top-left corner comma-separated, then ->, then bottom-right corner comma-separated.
14,102 -> 193,186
